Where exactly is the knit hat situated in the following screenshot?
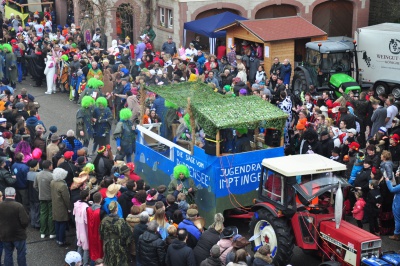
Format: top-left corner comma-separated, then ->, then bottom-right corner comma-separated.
65,251 -> 82,266
379,127 -> 387,134
119,165 -> 130,174
239,88 -> 247,95
63,151 -> 74,160
187,208 -> 199,217
391,134 -> 400,143
348,142 -> 360,151
210,244 -> 220,258
223,85 -> 231,92
97,145 -> 106,154
49,125 -> 58,133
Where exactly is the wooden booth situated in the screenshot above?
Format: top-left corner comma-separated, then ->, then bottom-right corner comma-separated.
216,16 -> 328,77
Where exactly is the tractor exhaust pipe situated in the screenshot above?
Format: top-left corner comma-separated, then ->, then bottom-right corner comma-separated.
335,182 -> 343,229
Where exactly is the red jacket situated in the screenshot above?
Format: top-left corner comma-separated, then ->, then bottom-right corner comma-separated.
87,206 -> 104,261
352,198 -> 366,220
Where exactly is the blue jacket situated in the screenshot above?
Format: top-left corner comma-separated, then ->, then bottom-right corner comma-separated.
281,63 -> 292,85
197,55 -> 206,74
11,162 -> 30,189
349,164 -> 363,185
178,219 -> 201,240
62,137 -> 83,162
103,196 -> 123,218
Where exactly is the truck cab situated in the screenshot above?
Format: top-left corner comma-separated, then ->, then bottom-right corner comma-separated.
250,154 -> 381,266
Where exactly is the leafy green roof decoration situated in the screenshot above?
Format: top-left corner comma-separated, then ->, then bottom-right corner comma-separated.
147,82 -> 288,136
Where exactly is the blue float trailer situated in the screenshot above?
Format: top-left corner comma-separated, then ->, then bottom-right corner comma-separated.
134,82 -> 288,225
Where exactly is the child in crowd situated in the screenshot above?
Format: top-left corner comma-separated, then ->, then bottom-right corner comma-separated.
352,191 -> 366,228
177,192 -> 189,218
365,180 -> 382,235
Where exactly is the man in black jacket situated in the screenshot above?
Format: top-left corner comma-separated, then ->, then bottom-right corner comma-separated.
118,180 -> 136,218
320,131 -> 334,158
166,228 -> 196,266
133,211 -> 149,266
137,220 -> 166,266
0,187 -> 29,265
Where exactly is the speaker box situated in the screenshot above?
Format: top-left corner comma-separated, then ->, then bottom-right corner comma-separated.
264,128 -> 281,147
204,136 -> 217,156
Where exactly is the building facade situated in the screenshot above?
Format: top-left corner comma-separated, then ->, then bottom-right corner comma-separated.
70,0 -> 369,51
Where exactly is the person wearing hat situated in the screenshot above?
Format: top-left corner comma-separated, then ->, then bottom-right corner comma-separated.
93,145 -> 113,181
199,244 -> 221,266
252,244 -> 273,266
76,96 -> 95,148
194,213 -> 224,265
113,108 -> 136,163
50,168 -> 71,246
3,43 -> 17,89
225,236 -> 251,265
168,164 -> 197,204
46,133 -> 60,161
92,97 -> 112,152
177,207 -> 202,249
142,24 -> 156,43
65,251 -> 82,266
0,187 -> 29,265
162,35 -> 177,57
134,36 -> 146,61
100,200 -> 132,266
217,226 -> 238,265
102,183 -> 123,218
58,150 -> 79,188
389,134 -> 400,170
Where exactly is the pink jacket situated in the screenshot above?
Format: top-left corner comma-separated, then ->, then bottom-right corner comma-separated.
73,201 -> 90,250
352,198 -> 366,220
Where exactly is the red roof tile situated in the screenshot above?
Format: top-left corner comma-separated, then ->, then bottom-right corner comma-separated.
237,16 -> 326,42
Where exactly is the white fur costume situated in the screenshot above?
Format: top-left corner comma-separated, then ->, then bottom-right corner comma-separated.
44,55 -> 56,94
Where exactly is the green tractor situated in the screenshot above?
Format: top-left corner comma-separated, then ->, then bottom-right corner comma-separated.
292,39 -> 361,99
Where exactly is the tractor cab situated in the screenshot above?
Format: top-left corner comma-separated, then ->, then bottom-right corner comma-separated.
293,38 -> 361,99
256,154 -> 349,218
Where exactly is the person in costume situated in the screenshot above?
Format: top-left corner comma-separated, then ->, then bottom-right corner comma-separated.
113,108 -> 136,163
58,54 -> 69,93
76,95 -> 95,148
3,44 -> 17,88
100,201 -> 132,266
92,97 -> 112,153
86,61 -> 103,81
93,145 -> 113,181
168,164 -> 197,204
78,78 -> 104,104
44,52 -> 56,94
72,69 -> 85,103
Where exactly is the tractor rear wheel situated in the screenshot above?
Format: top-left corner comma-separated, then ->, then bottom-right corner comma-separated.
249,208 -> 294,266
292,71 -> 307,99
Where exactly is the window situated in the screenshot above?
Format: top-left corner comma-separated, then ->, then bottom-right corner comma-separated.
167,9 -> 173,29
158,6 -> 173,29
159,7 -> 165,27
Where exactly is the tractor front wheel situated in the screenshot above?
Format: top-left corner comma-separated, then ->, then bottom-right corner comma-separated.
249,208 -> 294,266
292,71 -> 308,99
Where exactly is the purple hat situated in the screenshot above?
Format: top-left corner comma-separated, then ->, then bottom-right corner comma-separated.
239,88 -> 247,95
